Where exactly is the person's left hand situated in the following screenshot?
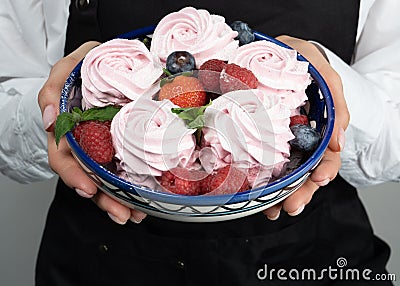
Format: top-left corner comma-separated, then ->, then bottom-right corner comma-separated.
263,35 -> 349,220
38,41 -> 147,225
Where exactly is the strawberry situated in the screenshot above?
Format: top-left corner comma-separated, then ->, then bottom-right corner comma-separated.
78,120 -> 115,164
289,115 -> 309,127
219,63 -> 258,94
160,168 -> 208,196
158,75 -> 207,108
201,165 -> 250,195
198,59 -> 227,93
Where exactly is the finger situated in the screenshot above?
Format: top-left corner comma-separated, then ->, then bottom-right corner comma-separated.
38,41 -> 100,131
263,203 -> 282,221
318,66 -> 349,152
282,178 -> 319,215
92,192 -> 131,225
130,209 -> 148,224
48,134 -> 97,197
282,150 -> 340,215
310,149 -> 341,185
276,36 -> 349,152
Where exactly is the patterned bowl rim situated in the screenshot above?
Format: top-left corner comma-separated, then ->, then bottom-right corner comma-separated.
60,25 -> 335,206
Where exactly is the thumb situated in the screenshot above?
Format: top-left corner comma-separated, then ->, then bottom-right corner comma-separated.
38,41 -> 100,131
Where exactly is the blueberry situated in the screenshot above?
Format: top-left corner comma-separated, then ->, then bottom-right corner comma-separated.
280,149 -> 306,177
166,51 -> 196,74
289,124 -> 321,152
230,21 -> 255,45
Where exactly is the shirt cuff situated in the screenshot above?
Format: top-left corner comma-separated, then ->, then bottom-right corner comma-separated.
0,78 -> 55,183
310,43 -> 400,187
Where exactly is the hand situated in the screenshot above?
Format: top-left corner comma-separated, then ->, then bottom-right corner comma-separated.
38,42 -> 147,225
263,35 -> 349,220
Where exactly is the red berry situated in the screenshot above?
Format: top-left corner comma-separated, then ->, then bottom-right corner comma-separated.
219,63 -> 258,94
73,120 -> 111,143
73,121 -> 88,143
78,121 -> 114,164
160,168 -> 208,196
198,59 -> 227,93
202,165 -> 250,195
158,75 -> 207,108
289,115 -> 309,127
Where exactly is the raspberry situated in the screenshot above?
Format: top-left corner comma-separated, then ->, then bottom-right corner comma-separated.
198,59 -> 227,93
78,121 -> 114,164
220,63 -> 258,94
289,115 -> 309,127
158,75 -> 207,108
73,120 -> 111,143
160,168 -> 208,196
202,165 -> 250,195
72,121 -> 89,143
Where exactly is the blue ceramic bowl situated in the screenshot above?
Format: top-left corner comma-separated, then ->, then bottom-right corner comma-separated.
60,26 -> 334,222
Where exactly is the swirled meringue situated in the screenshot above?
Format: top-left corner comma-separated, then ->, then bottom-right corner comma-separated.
229,40 -> 311,111
81,39 -> 163,108
150,7 -> 239,67
201,89 -> 294,186
110,97 -> 197,184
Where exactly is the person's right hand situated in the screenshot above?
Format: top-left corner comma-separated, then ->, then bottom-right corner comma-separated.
262,35 -> 349,220
38,42 -> 147,225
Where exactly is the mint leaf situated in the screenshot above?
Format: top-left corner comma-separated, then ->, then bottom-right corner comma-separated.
72,107 -> 83,116
55,112 -> 77,146
82,105 -> 121,121
171,107 -> 201,121
54,105 -> 121,147
171,100 -> 212,127
187,115 -> 205,129
171,101 -> 212,147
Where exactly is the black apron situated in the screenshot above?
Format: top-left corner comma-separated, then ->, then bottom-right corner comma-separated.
36,1 -> 392,285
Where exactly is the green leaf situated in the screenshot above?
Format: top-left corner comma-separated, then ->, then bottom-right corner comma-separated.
54,105 -> 121,147
55,112 -> 76,146
72,107 -> 83,116
160,76 -> 174,88
187,115 -> 205,129
162,68 -> 173,77
82,105 -> 121,121
171,107 -> 199,121
142,37 -> 151,50
171,100 -> 212,131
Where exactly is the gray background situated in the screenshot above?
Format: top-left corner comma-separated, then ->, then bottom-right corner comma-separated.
0,174 -> 398,285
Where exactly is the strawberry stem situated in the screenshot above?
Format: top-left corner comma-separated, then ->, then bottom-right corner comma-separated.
163,68 -> 173,77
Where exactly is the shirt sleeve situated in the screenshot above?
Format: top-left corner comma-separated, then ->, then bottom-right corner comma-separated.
0,78 -> 54,183
0,0 -> 68,183
321,0 -> 400,187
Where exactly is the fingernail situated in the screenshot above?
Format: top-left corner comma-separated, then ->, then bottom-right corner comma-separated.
107,213 -> 127,225
267,211 -> 280,221
315,178 -> 330,187
338,127 -> 345,152
130,216 -> 143,224
288,204 -> 305,216
42,104 -> 57,131
75,188 -> 94,198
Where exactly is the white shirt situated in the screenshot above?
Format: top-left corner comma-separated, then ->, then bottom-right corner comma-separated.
0,0 -> 399,187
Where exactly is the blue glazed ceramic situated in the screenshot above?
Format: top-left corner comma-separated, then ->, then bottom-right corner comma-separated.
60,26 -> 334,222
